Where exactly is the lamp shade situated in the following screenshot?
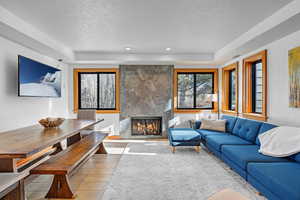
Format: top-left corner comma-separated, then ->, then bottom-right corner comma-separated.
212,94 -> 218,102
207,94 -> 218,102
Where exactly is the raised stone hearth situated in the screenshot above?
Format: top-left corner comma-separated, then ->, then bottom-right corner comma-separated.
120,65 -> 173,138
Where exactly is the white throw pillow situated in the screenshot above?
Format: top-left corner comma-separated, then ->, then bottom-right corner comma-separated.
200,119 -> 226,132
258,126 -> 300,157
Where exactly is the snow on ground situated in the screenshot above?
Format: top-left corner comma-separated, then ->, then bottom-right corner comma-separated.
20,83 -> 59,97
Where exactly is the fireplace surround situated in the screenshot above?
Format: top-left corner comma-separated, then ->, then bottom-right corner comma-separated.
120,65 -> 174,138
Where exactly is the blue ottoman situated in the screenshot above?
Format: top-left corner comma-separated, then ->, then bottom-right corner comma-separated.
168,128 -> 202,153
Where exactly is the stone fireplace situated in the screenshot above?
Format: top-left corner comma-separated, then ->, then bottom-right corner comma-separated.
120,65 -> 174,138
131,117 -> 162,136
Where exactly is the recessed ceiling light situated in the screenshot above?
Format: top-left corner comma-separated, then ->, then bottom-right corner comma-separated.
166,47 -> 171,51
125,47 -> 131,51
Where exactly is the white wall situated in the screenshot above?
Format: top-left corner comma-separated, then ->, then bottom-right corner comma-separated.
222,29 -> 300,126
0,36 -> 69,132
68,64 -> 120,135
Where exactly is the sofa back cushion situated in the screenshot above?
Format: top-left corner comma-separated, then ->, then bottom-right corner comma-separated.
232,118 -> 263,143
221,115 -> 237,133
255,123 -> 278,145
291,153 -> 300,163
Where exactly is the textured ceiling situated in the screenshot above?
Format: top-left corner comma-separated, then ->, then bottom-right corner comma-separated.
0,0 -> 292,54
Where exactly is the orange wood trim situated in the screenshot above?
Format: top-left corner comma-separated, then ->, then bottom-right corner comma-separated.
246,62 -> 253,113
222,110 -> 239,116
262,51 -> 268,117
173,68 -> 219,113
73,69 -> 78,113
96,110 -> 120,114
242,50 -> 267,121
74,68 -> 119,73
242,61 -> 246,114
115,69 -> 120,114
213,69 -> 219,113
221,62 -> 238,114
73,68 -> 120,114
174,68 -> 220,73
242,113 -> 267,121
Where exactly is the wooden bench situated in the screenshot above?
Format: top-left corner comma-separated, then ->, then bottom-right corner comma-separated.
0,173 -> 27,200
30,132 -> 107,199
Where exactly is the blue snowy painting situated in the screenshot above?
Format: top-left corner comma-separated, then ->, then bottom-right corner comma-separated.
18,55 -> 61,97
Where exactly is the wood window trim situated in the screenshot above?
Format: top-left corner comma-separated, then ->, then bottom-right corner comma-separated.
73,68 -> 120,114
222,62 -> 239,116
173,68 -> 219,113
242,50 -> 267,121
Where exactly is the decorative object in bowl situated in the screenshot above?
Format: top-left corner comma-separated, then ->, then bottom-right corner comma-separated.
39,118 -> 65,128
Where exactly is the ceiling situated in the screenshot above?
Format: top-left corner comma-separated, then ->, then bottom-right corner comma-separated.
0,0 -> 292,56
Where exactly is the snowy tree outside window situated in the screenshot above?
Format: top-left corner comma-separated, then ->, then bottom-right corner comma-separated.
79,72 -> 116,109
177,72 -> 214,109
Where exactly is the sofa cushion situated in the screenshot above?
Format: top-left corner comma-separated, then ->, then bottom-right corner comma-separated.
168,128 -> 201,142
222,145 -> 289,170
256,123 -> 278,145
248,162 -> 300,200
206,135 -> 251,152
247,175 -> 281,200
291,153 -> 300,163
206,142 -> 222,158
196,129 -> 228,138
221,115 -> 237,133
232,118 -> 262,143
222,154 -> 247,179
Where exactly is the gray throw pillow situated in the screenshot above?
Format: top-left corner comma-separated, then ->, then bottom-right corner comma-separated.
200,119 -> 226,132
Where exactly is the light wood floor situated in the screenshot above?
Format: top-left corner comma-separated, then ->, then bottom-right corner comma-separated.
25,141 -> 129,200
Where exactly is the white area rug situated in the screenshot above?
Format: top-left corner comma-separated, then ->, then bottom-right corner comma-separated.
102,141 -> 265,200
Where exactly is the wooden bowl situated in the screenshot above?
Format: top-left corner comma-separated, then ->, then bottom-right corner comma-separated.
39,118 -> 65,128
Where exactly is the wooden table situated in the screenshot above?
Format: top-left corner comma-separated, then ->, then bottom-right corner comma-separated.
0,119 -> 103,172
0,119 -> 104,200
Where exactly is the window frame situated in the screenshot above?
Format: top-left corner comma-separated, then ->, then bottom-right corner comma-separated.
173,68 -> 218,113
222,62 -> 239,116
242,50 -> 267,121
73,68 -> 120,114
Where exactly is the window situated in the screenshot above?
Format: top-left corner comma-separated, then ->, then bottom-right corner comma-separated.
222,62 -> 238,115
229,69 -> 236,110
79,72 -> 116,109
74,69 -> 120,113
242,50 -> 267,121
174,69 -> 218,113
177,73 -> 214,109
252,61 -> 263,113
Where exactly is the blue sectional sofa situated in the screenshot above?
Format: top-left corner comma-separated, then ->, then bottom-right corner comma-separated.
193,115 -> 300,200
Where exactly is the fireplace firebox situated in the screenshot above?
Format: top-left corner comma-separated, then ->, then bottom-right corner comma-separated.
131,117 -> 162,136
